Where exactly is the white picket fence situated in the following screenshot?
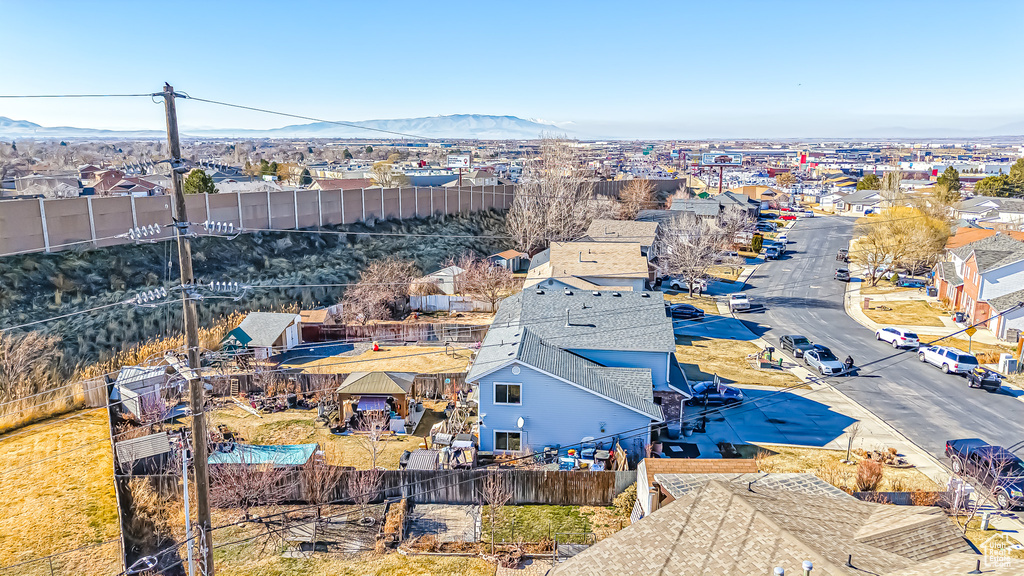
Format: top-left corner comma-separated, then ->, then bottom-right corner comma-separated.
410,294 -> 492,313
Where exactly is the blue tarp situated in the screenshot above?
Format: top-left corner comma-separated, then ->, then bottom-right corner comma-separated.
207,443 -> 317,467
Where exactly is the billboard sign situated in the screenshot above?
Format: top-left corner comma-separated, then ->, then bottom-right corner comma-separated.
446,155 -> 470,168
700,152 -> 743,166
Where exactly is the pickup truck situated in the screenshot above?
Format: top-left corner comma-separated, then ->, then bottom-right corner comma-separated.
945,439 -> 1024,509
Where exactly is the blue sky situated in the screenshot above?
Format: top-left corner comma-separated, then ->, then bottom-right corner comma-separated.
3,0 -> 1023,138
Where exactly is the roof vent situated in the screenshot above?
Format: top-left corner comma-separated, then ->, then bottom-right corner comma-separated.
640,293 -> 650,298
536,289 -> 544,295
565,307 -> 572,327
564,289 -> 573,296
592,291 -> 600,296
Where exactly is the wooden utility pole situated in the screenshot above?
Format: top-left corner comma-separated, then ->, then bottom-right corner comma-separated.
162,83 -> 215,574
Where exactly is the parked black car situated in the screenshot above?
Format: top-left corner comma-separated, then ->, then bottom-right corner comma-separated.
667,303 -> 705,320
945,439 -> 1024,509
779,334 -> 815,358
966,367 -> 1002,392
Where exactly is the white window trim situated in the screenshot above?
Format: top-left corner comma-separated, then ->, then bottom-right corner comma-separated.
493,429 -> 523,453
492,381 -> 522,406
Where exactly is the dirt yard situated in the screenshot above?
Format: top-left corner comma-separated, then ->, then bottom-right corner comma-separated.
675,338 -> 806,388
0,410 -> 121,574
755,444 -> 941,492
209,401 -> 451,470
290,345 -> 474,374
862,299 -> 946,327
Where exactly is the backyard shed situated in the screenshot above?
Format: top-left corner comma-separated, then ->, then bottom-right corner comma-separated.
220,312 -> 302,358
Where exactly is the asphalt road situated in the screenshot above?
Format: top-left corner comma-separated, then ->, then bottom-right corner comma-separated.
740,215 -> 1024,464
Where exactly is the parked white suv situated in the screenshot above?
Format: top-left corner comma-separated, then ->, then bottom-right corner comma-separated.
875,327 -> 920,349
729,293 -> 751,312
918,346 -> 979,374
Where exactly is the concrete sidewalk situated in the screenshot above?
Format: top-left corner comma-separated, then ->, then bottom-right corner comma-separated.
843,265 -> 1006,346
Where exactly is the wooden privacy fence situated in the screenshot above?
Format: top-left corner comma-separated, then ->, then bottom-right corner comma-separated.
412,372 -> 468,398
273,468 -> 637,507
318,322 -> 487,343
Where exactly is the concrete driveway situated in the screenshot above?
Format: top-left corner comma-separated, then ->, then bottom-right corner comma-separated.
684,386 -> 857,456
673,314 -> 758,341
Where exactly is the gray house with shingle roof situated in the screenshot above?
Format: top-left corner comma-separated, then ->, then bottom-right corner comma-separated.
467,289 -> 688,458
553,479 -> 975,576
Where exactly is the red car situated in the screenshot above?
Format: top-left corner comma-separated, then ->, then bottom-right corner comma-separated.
780,207 -> 793,212
780,214 -> 797,221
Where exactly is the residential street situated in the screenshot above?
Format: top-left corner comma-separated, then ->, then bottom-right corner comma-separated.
742,215 -> 1024,463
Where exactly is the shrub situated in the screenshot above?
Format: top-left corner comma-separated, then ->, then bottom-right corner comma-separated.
613,484 -> 637,518
856,459 -> 883,491
815,460 -> 848,489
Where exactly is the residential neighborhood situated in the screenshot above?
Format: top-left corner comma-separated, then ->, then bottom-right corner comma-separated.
3,3 -> 1024,576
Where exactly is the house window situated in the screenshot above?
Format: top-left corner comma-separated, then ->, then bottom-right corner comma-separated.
495,431 -> 522,452
493,382 -> 522,405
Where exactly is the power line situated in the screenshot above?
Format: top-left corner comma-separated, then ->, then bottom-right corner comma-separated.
182,95 -> 435,141
0,93 -> 155,99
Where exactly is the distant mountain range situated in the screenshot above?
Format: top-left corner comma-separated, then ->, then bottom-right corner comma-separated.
0,114 -> 561,140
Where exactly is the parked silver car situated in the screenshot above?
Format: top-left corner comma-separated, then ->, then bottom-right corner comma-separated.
803,345 -> 846,375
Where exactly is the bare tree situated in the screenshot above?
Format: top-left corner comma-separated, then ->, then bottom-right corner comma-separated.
348,467 -> 385,521
352,409 -> 392,470
507,138 -> 597,254
302,444 -> 344,522
452,254 -> 516,312
208,453 -> 289,521
369,161 -> 410,188
342,258 -> 419,324
479,471 -> 513,554
657,213 -> 731,296
617,180 -> 655,220
851,207 -> 948,285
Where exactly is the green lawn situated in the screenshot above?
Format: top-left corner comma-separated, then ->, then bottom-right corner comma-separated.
481,505 -> 625,544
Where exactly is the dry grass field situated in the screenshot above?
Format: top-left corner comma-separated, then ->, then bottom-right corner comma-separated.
0,410 -> 120,574
288,345 -> 473,374
209,401 -> 450,470
675,338 -> 806,389
862,300 -> 946,327
755,444 -> 941,492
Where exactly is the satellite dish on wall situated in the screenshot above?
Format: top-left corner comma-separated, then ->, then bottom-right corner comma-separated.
517,417 -> 525,429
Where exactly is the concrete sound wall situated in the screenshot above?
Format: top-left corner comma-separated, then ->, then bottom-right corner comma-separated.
0,185 -> 515,257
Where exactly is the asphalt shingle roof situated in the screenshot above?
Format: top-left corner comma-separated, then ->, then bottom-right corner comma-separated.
553,480 -> 974,576
987,287 -> 1024,312
229,312 -> 298,348
936,261 -> 963,287
492,289 -> 676,354
583,219 -> 660,247
952,233 -> 1024,273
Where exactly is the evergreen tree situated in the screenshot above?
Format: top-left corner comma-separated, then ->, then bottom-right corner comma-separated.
299,168 -> 312,186
343,148 -> 353,160
365,146 -> 373,154
183,169 -> 217,195
857,174 -> 881,190
936,166 -> 961,192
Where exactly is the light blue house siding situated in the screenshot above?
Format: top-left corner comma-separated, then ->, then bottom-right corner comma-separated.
569,349 -> 670,387
478,363 -> 655,457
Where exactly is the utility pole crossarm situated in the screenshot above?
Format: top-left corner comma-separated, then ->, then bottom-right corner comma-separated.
162,83 -> 215,575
